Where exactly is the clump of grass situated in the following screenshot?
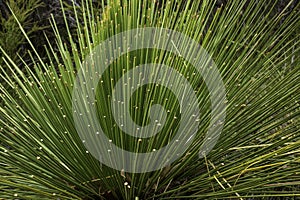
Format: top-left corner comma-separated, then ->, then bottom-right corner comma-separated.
0,0 -> 299,199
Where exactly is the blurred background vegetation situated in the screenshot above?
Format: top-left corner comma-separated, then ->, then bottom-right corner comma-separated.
0,0 -> 103,67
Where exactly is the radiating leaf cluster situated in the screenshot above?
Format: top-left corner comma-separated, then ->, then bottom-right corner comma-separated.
0,0 -> 299,199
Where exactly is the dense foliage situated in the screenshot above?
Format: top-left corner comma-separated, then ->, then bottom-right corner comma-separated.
0,0 -> 299,199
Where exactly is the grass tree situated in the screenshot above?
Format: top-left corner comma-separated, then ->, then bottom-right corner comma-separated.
0,0 -> 299,199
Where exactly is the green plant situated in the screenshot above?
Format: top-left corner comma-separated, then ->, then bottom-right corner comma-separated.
0,0 -> 45,66
0,0 -> 299,199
